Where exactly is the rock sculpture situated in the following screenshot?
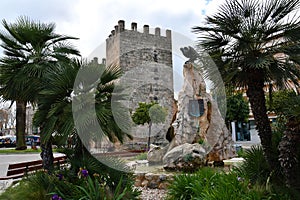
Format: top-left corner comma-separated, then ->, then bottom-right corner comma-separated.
161,48 -> 236,171
180,46 -> 199,63
147,144 -> 168,164
163,143 -> 209,171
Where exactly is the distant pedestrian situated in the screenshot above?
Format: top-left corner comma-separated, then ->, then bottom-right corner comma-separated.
31,138 -> 37,150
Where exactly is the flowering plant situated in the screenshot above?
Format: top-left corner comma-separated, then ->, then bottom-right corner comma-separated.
51,194 -> 62,200
78,167 -> 89,178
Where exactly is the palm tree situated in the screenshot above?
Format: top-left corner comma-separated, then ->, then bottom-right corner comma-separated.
33,59 -> 132,171
0,16 -> 79,150
193,0 -> 300,169
278,96 -> 300,191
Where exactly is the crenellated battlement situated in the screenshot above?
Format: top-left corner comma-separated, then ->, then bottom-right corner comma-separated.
106,19 -> 172,71
108,20 -> 171,39
105,20 -> 174,146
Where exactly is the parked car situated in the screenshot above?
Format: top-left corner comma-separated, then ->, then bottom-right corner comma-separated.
25,135 -> 40,146
0,135 -> 16,147
0,137 -> 5,148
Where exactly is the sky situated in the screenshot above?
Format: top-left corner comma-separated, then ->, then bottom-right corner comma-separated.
0,0 -> 225,57
0,0 -> 227,101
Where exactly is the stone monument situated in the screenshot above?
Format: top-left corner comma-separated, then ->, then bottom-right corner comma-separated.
149,47 -> 236,171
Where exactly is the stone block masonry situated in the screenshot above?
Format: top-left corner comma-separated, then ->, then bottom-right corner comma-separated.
106,20 -> 174,145
106,20 -> 172,71
134,172 -> 174,189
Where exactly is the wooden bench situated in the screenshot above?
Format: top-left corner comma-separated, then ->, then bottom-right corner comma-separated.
0,156 -> 67,180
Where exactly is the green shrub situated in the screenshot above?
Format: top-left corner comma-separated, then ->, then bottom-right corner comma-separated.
54,168 -> 140,200
166,173 -> 198,200
0,180 -> 47,200
236,147 -> 245,157
166,167 -> 289,200
0,168 -> 140,200
0,172 -> 59,200
134,152 -> 147,160
236,145 -> 270,184
0,139 -> 139,200
199,172 -> 258,200
166,167 -> 218,200
198,138 -> 204,144
188,168 -> 222,199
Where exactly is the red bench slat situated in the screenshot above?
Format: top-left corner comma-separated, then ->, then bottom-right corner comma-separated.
0,156 -> 67,180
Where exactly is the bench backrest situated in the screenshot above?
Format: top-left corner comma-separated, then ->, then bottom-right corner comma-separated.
0,156 -> 67,180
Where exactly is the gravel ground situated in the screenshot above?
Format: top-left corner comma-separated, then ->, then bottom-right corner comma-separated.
136,187 -> 168,200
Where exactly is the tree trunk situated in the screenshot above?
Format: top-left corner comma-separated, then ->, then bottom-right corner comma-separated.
278,120 -> 300,192
246,77 -> 277,169
15,100 -> 27,150
40,125 -> 54,172
148,121 -> 152,151
40,141 -> 54,172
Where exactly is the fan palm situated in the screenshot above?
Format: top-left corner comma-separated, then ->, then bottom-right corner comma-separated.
33,59 -> 132,171
193,0 -> 300,169
0,16 -> 79,149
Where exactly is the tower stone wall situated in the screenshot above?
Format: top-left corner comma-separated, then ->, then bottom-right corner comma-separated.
106,20 -> 174,145
106,20 -> 172,71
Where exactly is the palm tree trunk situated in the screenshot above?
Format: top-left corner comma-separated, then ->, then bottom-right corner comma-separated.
40,141 -> 54,172
39,126 -> 54,172
246,80 -> 277,169
278,120 -> 300,192
15,100 -> 27,150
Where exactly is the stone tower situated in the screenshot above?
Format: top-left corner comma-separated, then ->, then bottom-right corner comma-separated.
106,20 -> 174,145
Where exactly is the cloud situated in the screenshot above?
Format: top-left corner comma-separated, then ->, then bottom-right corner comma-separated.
0,0 -> 80,54
0,0 -> 77,22
68,0 -> 215,56
0,0 -> 225,57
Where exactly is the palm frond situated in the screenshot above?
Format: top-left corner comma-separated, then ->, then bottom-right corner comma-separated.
0,16 -> 80,104
193,0 -> 300,90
